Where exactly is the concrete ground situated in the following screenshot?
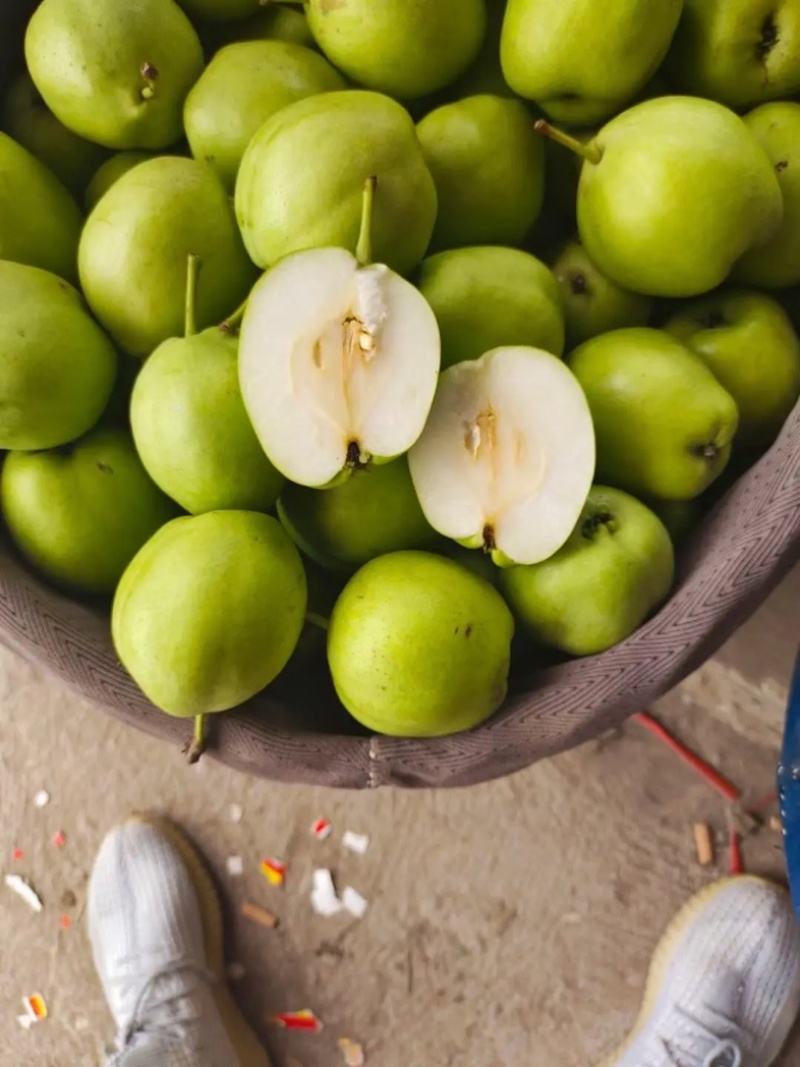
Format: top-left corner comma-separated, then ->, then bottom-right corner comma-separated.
1,567 -> 798,1067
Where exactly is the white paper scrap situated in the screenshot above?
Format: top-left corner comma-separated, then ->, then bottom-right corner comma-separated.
311,868 -> 342,917
342,831 -> 370,855
226,856 -> 244,878
342,886 -> 369,919
5,875 -> 43,913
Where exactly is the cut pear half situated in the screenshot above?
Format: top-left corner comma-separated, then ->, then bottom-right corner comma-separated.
408,346 -> 596,566
239,178 -> 441,488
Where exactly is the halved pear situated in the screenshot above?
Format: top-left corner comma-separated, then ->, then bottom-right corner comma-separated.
408,346 -> 595,567
239,178 -> 441,488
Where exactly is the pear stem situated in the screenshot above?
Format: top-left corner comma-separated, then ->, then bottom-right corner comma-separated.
220,297 -> 248,335
185,713 -> 207,765
305,611 -> 330,633
184,253 -> 201,339
356,175 -> 378,268
533,119 -> 602,165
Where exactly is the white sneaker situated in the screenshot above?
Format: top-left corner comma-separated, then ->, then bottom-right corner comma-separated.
89,815 -> 271,1067
601,876 -> 800,1067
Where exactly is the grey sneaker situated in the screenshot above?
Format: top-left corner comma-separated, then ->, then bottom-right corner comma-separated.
89,815 -> 271,1067
601,876 -> 800,1067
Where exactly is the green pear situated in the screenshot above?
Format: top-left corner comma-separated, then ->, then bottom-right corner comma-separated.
327,551 -> 514,737
84,151 -> 156,212
176,0 -> 260,21
214,5 -> 316,48
666,0 -> 800,110
235,91 -> 437,276
0,262 -> 117,450
417,246 -> 564,367
25,0 -> 204,149
185,41 -> 345,191
113,511 -> 307,717
734,103 -> 800,290
501,0 -> 683,125
568,327 -> 739,500
131,255 -> 284,514
2,73 -> 108,197
417,95 -> 544,250
552,239 -> 652,349
666,291 -> 800,454
1,426 -> 177,596
278,458 -> 437,570
501,486 -> 674,656
305,0 -> 487,100
80,156 -> 257,356
540,96 -> 783,298
0,131 -> 82,282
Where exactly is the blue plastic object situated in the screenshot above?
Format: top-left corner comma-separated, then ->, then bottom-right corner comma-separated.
779,653 -> 800,919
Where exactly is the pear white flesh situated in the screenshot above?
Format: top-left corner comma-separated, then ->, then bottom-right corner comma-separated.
239,247 -> 441,487
408,346 -> 595,565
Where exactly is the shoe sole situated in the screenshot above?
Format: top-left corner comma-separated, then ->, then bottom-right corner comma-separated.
597,875 -> 789,1067
131,814 -> 272,1067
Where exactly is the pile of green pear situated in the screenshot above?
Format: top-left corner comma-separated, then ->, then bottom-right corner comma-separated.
2,0 -> 800,746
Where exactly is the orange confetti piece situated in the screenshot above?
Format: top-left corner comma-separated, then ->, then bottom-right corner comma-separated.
260,858 -> 287,887
270,1009 -> 323,1032
52,830 -> 66,848
241,901 -> 279,929
12,848 -> 23,861
60,914 -> 72,930
24,994 -> 48,1020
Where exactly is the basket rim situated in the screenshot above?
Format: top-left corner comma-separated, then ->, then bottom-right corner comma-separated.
2,403 -> 798,788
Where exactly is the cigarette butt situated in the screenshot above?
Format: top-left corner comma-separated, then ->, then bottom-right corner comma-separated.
770,815 -> 783,833
241,902 -> 279,929
693,822 -> 714,866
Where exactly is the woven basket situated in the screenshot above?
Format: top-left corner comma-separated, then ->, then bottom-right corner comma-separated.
2,0 -> 799,787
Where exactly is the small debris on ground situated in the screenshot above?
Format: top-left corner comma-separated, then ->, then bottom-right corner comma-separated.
270,1009 -> 324,1032
229,804 -> 243,824
311,818 -> 333,840
60,914 -> 72,930
12,848 -> 23,862
5,874 -> 43,913
241,901 -> 279,929
52,830 -> 67,849
693,823 -> 714,866
311,869 -> 342,917
260,858 -> 287,887
17,993 -> 48,1029
60,889 -> 77,908
33,790 -> 51,809
338,1037 -> 365,1066
226,855 -> 244,877
342,831 -> 370,855
342,886 -> 369,919
74,1016 -> 89,1032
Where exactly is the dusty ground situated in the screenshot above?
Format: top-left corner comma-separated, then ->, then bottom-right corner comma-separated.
1,567 -> 798,1067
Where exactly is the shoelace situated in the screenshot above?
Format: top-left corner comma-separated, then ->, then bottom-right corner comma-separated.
107,959 -> 218,1065
652,1003 -> 746,1067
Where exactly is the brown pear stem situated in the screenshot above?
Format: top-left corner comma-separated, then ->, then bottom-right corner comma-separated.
356,175 -> 378,267
185,713 -> 207,765
534,119 -> 602,165
220,297 -> 248,335
184,253 -> 201,338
